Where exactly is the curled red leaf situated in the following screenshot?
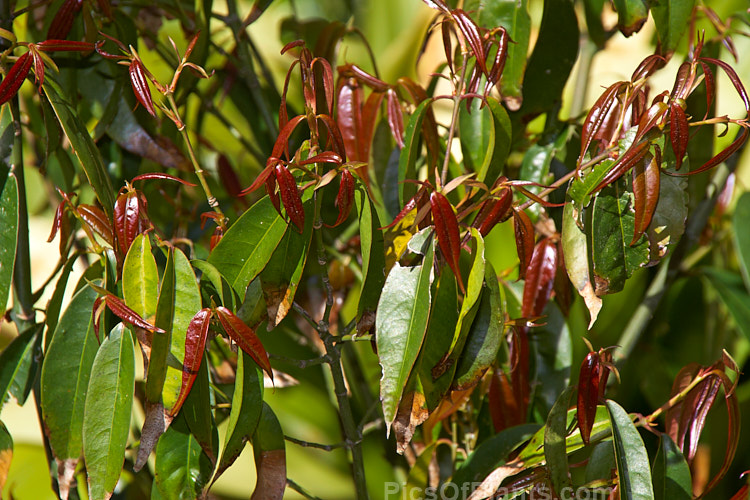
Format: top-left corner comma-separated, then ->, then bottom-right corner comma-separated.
512,209 -> 534,280
129,59 -> 156,116
215,306 -> 272,381
471,186 -> 513,237
275,165 -> 305,232
131,172 -> 197,186
170,308 -> 212,417
430,192 -> 464,294
114,189 -> 147,258
46,0 -> 83,40
631,150 -> 660,246
521,237 -> 557,318
0,52 -> 33,105
669,102 -> 689,170
78,204 -> 114,247
386,89 -> 404,148
328,169 -> 355,227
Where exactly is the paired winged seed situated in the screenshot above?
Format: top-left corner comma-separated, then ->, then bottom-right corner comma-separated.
429,192 -> 464,294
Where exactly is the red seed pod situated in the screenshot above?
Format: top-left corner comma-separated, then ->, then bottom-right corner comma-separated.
275,165 -> 304,232
0,52 -> 33,105
129,59 -> 156,116
430,192 -> 464,294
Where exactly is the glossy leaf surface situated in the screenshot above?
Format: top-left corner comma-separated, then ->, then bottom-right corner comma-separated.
154,415 -> 213,500
0,174 -> 17,315
215,306 -> 272,379
0,326 -> 41,408
377,241 -> 434,434
122,233 -> 158,321
83,324 -> 135,500
607,399 -> 655,500
652,433 -> 691,500
651,0 -> 695,55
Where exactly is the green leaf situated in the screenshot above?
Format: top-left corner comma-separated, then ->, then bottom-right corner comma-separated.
460,98 -> 495,183
585,440 -> 617,483
260,199 -> 314,328
544,387 -> 575,495
43,256 -> 78,350
516,0 -> 578,118
453,261 -> 506,390
590,181 -> 650,294
650,0 -> 695,55
83,324 -> 135,500
478,0 -> 531,108
398,99 -> 432,206
485,98 -> 512,184
0,174 -> 17,314
583,0 -> 608,47
355,183 -> 386,333
652,433 -> 691,500
251,402 -> 286,500
531,301 -> 572,417
41,284 -> 100,461
451,423 -> 540,488
192,259 -> 237,311
404,442 -> 437,497
182,356 -> 218,465
733,192 -> 750,291
612,0 -> 649,37
122,234 -> 158,321
208,196 -> 287,299
647,167 -> 687,264
146,250 -> 176,406
43,76 -> 116,220
154,415 -> 213,500
703,267 -> 750,342
0,419 -> 11,492
213,351 -> 263,484
0,326 -> 41,410
377,239 -> 434,433
606,400 -> 655,500
561,200 -> 601,328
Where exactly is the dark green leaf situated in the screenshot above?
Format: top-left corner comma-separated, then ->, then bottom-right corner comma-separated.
590,181 -> 650,295
478,0 -> 531,108
212,351 -> 263,484
733,192 -> 750,291
192,259 -> 237,311
260,199 -> 313,328
612,0 -> 649,36
182,355 -> 218,466
606,399 -> 655,500
545,386 -> 574,495
83,324 -> 135,500
0,326 -> 41,409
647,166 -> 687,264
531,301 -> 572,417
451,423 -> 540,488
43,256 -> 78,350
377,237 -> 434,433
355,183 -> 386,334
251,402 -> 286,500
459,98 -> 494,183
516,0 -> 578,118
453,261 -> 506,390
208,196 -> 287,299
652,433 -> 691,500
0,174 -> 17,314
43,76 -> 116,220
583,0 -> 608,47
41,284 -> 99,462
154,415 -> 213,500
585,440 -> 617,483
398,99 -> 432,206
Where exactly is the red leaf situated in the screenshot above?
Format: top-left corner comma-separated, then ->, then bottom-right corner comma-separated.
521,238 -> 557,318
485,27 -> 509,93
512,209 -> 534,280
471,187 -> 513,237
48,200 -> 66,243
577,352 -> 601,445
46,0 -> 83,40
337,78 -> 364,163
669,126 -> 749,177
451,10 -> 487,77
114,189 -> 144,257
78,203 -> 114,247
30,49 -> 45,90
266,171 -> 280,215
489,369 -> 523,432
131,172 -> 197,186
215,306 -> 272,380
311,57 -> 334,117
129,60 -> 156,116
101,293 -> 164,333
317,114 -> 347,161
238,163 -> 276,197
669,102 -> 689,170
36,40 -> 96,52
579,82 -> 627,164
631,150 -> 660,246
170,308 -> 212,417
630,54 -> 666,81
0,52 -> 33,105
271,115 -> 306,160
593,139 -> 651,192
441,20 -> 454,74
328,169 -> 355,227
275,165 -> 305,232
430,192 -> 464,294
701,56 -> 750,113
386,89 -> 404,148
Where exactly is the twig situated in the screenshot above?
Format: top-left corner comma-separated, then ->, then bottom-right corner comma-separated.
269,353 -> 329,369
286,478 -> 325,500
285,435 -> 344,451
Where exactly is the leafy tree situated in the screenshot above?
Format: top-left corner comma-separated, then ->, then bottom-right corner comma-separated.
0,0 -> 749,499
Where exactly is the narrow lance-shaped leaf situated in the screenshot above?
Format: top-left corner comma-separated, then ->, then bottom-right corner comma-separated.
386,88 -> 404,148
170,308 -> 212,417
328,169 -> 354,227
251,403 -> 286,500
215,306 -> 272,380
430,192 -> 464,293
275,165 -> 304,232
545,387 -> 575,496
83,324 -> 135,500
122,233 -> 158,320
513,209 -> 534,280
652,433 -> 691,500
377,240 -> 434,434
669,102 -> 689,170
129,59 -> 156,116
154,415 -> 213,500
606,399 -> 655,500
0,327 -> 41,410
0,52 -> 32,106
0,175 -> 18,315
631,151 -> 660,246
398,99 -> 433,205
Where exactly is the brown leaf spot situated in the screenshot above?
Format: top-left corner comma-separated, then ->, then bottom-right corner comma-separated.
393,391 -> 429,455
134,401 -> 174,472
57,458 -> 78,500
251,449 -> 286,500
